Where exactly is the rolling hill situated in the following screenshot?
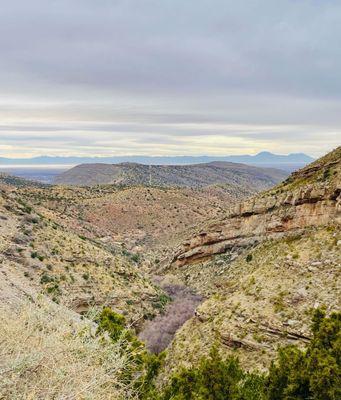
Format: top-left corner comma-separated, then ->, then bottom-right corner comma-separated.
54,161 -> 288,189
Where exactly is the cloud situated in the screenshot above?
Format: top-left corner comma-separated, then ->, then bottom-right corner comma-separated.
0,0 -> 340,158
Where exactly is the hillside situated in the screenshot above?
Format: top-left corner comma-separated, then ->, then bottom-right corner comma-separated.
0,172 -> 47,188
0,172 -> 252,398
171,146 -> 341,268
15,184 -> 256,258
54,161 -> 287,189
0,184 -> 166,327
157,147 -> 340,382
0,148 -> 339,398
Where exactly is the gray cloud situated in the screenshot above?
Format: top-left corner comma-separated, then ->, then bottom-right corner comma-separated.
0,0 -> 340,158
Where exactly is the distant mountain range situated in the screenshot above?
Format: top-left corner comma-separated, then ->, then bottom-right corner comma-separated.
0,152 -> 314,169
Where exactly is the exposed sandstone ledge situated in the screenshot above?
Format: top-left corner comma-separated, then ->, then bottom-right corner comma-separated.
218,323 -> 311,352
173,182 -> 341,267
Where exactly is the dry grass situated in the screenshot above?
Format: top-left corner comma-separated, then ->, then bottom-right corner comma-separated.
0,298 -> 138,400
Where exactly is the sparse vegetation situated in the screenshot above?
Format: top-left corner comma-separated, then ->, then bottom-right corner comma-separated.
40,273 -> 55,284
82,272 -> 90,280
246,254 -> 253,263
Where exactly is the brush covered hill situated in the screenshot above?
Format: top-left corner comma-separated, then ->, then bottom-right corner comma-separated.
0,172 -> 46,188
157,147 -> 341,383
54,161 -> 287,189
0,183 -> 168,326
17,183 -> 254,254
1,179 -> 181,397
0,171 -> 255,322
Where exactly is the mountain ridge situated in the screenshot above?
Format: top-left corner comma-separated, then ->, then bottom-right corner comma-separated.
0,151 -> 314,167
54,161 -> 288,188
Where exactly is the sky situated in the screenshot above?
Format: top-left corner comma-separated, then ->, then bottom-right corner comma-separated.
0,0 -> 340,158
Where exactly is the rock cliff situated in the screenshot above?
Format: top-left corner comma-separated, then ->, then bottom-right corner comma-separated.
173,147 -> 341,267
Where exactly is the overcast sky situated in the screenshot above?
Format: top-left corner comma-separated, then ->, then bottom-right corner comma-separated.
0,0 -> 340,158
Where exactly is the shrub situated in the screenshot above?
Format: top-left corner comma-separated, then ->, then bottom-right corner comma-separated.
31,251 -> 44,261
131,253 -> 140,263
40,273 -> 54,284
266,309 -> 341,400
160,347 -> 265,400
246,254 -> 253,262
95,307 -> 164,398
46,283 -> 60,295
82,272 -> 90,281
157,310 -> 340,400
96,307 -> 127,342
152,293 -> 171,311
140,288 -> 201,354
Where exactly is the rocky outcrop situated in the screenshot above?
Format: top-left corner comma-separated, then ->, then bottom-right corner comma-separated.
173,179 -> 341,267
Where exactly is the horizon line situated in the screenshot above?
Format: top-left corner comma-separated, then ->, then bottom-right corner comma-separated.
0,151 -> 315,160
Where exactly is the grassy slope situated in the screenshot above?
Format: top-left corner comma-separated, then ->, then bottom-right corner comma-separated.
266,145 -> 341,194
159,225 -> 341,383
0,298 -> 137,400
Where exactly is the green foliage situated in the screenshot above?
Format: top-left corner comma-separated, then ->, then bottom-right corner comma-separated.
82,272 -> 90,281
96,307 -> 127,342
138,351 -> 166,399
46,283 -> 61,295
322,167 -> 332,181
160,348 -> 265,400
95,307 -> 340,400
31,251 -> 44,261
246,254 -> 253,263
95,307 -> 165,398
121,248 -> 140,263
157,310 -> 340,400
159,347 -> 265,400
152,293 -> 171,311
131,253 -> 141,263
266,309 -> 341,400
40,273 -> 54,284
